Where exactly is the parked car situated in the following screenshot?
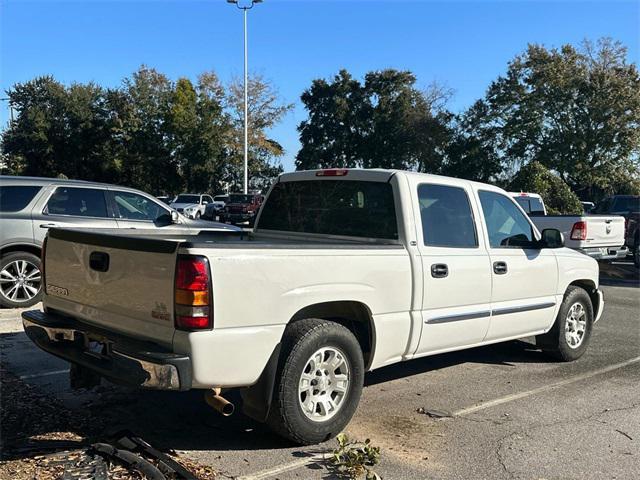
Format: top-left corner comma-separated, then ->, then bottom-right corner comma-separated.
202,195 -> 229,221
170,194 -> 213,219
591,195 -> 640,266
0,176 -> 238,308
509,192 -> 627,261
219,193 -> 264,225
23,169 -> 603,445
157,195 -> 173,205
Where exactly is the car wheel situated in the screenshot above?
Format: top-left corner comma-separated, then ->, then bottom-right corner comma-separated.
267,318 -> 364,445
195,211 -> 201,219
0,252 -> 43,308
634,239 -> 639,268
536,286 -> 593,362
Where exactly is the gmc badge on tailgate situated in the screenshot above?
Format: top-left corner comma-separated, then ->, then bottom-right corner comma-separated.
46,284 -> 69,296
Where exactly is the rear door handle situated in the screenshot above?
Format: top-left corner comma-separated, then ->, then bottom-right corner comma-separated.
431,263 -> 449,278
493,261 -> 508,275
39,223 -> 58,228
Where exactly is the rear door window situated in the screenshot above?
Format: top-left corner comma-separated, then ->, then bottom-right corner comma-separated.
0,186 -> 42,212
259,180 -> 398,239
45,187 -> 108,218
418,184 -> 478,248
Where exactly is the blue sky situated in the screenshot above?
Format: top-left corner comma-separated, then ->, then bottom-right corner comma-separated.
1,0 -> 638,172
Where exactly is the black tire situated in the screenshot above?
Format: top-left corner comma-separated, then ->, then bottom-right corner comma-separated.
195,211 -> 201,219
634,239 -> 639,268
0,252 -> 43,308
536,286 -> 594,362
267,318 -> 364,445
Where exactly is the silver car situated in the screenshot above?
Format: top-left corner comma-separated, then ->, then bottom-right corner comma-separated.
0,176 -> 239,308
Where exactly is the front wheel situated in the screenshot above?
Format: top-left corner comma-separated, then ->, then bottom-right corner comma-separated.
195,211 -> 201,220
267,318 -> 364,445
634,240 -> 639,268
536,286 -> 593,361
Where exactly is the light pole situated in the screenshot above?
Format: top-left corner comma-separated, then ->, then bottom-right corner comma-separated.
227,0 -> 262,194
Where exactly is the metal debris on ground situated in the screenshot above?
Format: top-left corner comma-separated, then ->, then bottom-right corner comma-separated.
416,407 -> 453,418
0,364 -> 217,479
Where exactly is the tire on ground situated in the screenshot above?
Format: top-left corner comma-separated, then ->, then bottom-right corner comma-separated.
0,251 -> 43,308
266,318 -> 365,445
536,285 -> 594,362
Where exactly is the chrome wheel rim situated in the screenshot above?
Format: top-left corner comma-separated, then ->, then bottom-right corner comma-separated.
298,347 -> 350,422
565,302 -> 587,349
0,259 -> 42,303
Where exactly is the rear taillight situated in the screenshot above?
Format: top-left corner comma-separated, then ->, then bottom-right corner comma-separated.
570,221 -> 587,240
175,255 -> 212,330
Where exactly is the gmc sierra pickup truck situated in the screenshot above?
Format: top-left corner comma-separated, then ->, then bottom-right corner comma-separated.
23,169 -> 604,445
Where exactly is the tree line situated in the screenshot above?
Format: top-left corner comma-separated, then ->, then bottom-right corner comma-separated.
1,67 -> 291,195
2,37 -> 639,202
296,38 -> 640,201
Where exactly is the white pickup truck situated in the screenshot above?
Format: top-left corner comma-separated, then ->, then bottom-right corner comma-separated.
510,192 -> 628,261
24,169 -> 604,445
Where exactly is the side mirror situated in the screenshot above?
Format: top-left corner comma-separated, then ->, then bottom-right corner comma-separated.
171,210 -> 180,223
202,201 -> 208,205
540,228 -> 564,249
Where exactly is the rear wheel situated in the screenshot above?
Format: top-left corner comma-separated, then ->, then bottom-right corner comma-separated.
0,252 -> 43,308
267,318 -> 364,445
536,286 -> 593,361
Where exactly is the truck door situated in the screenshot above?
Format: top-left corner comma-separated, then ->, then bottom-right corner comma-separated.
412,180 -> 492,355
476,190 -> 559,340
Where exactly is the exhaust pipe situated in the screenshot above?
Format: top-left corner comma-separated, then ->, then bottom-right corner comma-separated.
204,388 -> 235,416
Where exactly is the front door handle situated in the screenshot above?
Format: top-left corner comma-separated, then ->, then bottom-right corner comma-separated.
493,261 -> 508,275
39,223 -> 58,228
431,263 -> 449,278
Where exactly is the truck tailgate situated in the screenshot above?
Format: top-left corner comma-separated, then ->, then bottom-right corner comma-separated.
583,215 -> 626,247
43,229 -> 180,347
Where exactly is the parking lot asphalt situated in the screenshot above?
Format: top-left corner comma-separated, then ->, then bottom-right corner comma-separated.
1,264 -> 638,479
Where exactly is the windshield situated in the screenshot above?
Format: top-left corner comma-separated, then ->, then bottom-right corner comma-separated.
228,194 -> 253,203
174,195 -> 200,204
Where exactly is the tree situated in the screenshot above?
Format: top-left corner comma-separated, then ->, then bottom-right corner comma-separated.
226,74 -> 292,191
478,38 -> 640,200
296,69 -> 452,173
118,66 -> 176,194
441,100 -> 502,182
509,161 -> 582,214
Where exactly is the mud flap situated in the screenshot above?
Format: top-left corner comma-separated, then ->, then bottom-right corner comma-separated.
241,343 -> 281,423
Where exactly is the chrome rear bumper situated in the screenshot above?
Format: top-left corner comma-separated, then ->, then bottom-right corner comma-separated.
22,310 -> 191,391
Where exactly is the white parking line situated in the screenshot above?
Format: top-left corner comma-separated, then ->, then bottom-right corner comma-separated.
19,369 -> 69,380
238,356 -> 640,480
454,355 -> 640,417
237,453 -> 327,480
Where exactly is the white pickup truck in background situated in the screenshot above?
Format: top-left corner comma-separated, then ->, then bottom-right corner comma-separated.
510,192 -> 628,261
24,170 -> 604,445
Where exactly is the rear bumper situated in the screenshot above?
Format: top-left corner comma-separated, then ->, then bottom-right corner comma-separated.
22,310 -> 192,391
578,246 -> 629,261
